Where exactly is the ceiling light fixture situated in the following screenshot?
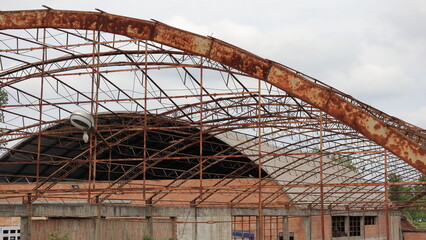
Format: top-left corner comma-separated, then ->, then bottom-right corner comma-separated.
70,110 -> 94,143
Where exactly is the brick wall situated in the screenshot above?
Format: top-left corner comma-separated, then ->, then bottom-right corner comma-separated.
403,231 -> 426,240
310,215 -> 331,240
288,216 -> 308,240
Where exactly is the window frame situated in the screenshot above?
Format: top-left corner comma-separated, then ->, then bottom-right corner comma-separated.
364,216 -> 377,225
349,216 -> 361,236
332,216 -> 347,237
331,215 -> 377,238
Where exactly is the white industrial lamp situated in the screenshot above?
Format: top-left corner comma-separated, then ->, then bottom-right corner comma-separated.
70,110 -> 94,143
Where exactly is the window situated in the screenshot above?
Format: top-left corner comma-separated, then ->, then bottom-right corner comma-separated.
332,216 -> 346,237
349,216 -> 361,236
365,216 -> 376,225
10,230 -> 15,234
332,216 -> 367,237
2,230 -> 8,234
3,237 -> 8,240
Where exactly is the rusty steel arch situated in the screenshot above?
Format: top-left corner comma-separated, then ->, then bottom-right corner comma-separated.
0,9 -> 424,174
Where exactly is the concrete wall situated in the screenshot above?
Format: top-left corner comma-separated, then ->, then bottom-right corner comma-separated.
390,215 -> 401,240
26,217 -> 174,240
0,217 -> 20,226
177,208 -> 232,240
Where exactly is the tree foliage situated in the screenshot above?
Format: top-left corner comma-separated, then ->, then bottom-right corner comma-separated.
330,154 -> 357,172
0,88 -> 7,122
388,173 -> 426,228
388,173 -> 412,203
0,88 -> 7,149
48,230 -> 70,240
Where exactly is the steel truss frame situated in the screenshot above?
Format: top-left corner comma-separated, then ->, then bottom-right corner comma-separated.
0,9 -> 425,239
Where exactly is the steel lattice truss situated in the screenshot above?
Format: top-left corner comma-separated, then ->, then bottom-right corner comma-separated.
0,10 -> 425,211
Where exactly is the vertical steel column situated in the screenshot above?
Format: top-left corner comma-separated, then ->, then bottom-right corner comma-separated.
88,30 -> 96,202
319,112 -> 325,240
88,29 -> 101,202
88,30 -> 94,202
199,56 -> 204,202
257,78 -> 264,240
93,30 -> 101,193
384,151 -> 390,240
36,28 -> 47,189
143,40 -> 148,201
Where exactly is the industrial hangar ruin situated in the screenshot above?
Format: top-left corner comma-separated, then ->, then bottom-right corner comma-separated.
0,9 -> 425,240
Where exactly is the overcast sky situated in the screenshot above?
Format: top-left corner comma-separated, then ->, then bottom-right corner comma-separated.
6,0 -> 426,128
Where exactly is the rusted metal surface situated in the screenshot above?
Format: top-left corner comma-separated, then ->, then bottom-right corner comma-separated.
0,12 -> 424,240
1,9 -> 424,175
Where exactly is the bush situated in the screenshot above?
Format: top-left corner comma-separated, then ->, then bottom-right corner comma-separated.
143,236 -> 156,240
48,230 -> 70,240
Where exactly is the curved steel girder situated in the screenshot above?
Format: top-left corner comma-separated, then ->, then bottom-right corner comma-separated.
1,9 -> 425,174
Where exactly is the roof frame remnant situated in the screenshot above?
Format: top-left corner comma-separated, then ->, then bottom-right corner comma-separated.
0,9 -> 426,211
1,9 -> 424,174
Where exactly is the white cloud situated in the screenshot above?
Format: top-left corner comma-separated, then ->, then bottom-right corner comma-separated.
164,11 -> 425,126
329,64 -> 412,98
404,106 -> 426,128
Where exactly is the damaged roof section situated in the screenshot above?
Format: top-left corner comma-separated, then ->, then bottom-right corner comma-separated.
0,9 -> 425,209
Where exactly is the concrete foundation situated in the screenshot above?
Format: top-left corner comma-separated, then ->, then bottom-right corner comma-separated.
0,204 -> 401,240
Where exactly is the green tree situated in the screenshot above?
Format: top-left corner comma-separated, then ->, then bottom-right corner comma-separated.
0,88 -> 7,122
330,154 -> 357,172
388,173 -> 412,204
409,174 -> 426,226
388,173 -> 426,228
414,174 -> 426,192
0,88 -> 7,148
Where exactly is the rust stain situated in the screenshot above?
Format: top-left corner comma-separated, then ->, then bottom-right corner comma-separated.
0,10 -> 47,29
46,10 -> 98,29
154,23 -> 212,56
325,94 -> 390,146
267,64 -> 330,109
97,14 -> 154,40
356,115 -> 389,145
374,124 -> 381,130
385,129 -> 426,172
209,39 -> 270,80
